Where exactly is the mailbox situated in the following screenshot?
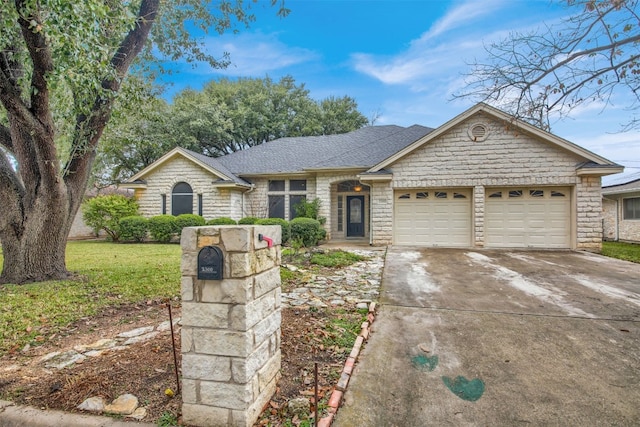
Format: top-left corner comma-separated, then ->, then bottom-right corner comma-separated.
197,246 -> 224,280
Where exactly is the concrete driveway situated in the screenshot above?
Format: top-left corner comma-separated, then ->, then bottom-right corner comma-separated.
335,248 -> 640,426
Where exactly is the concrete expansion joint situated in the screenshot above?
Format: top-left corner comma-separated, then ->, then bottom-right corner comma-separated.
318,301 -> 377,427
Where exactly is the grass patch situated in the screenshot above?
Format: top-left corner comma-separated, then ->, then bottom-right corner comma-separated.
322,308 -> 368,351
0,241 -> 180,355
601,241 -> 640,263
310,250 -> 367,268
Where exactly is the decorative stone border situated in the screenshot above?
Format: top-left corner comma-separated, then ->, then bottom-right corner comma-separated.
317,301 -> 377,427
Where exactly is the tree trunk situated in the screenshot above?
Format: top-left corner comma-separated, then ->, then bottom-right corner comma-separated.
0,189 -> 76,284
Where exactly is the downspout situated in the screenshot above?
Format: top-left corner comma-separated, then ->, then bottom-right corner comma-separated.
242,184 -> 256,217
615,198 -> 619,241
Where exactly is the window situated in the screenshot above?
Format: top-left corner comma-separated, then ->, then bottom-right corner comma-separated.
435,191 -> 447,199
488,191 -> 502,198
530,190 -> 544,197
398,193 -> 411,199
416,192 -> 428,199
172,182 -> 193,215
453,192 -> 467,199
269,180 -> 285,191
509,190 -> 523,198
624,197 -> 640,220
268,195 -> 285,219
337,196 -> 343,232
290,195 -> 306,219
551,190 -> 566,197
198,194 -> 203,216
161,194 -> 167,215
337,180 -> 370,192
290,180 -> 307,191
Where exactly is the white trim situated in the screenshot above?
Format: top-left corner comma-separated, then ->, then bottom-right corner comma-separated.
126,147 -> 231,183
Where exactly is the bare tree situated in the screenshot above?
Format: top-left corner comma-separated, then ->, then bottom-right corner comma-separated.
455,0 -> 640,131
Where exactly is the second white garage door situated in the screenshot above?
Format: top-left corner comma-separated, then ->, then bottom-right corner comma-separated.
394,189 -> 471,246
485,187 -> 571,248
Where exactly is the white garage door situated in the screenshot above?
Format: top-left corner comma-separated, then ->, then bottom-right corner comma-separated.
485,187 -> 571,248
394,189 -> 471,247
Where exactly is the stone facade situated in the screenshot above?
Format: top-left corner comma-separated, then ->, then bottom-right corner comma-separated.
180,225 -> 282,427
370,112 -> 604,250
134,156 -> 242,220
603,192 -> 640,243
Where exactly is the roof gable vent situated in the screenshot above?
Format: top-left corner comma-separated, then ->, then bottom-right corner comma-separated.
468,123 -> 488,142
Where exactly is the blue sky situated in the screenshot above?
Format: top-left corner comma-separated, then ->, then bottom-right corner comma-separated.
159,0 -> 640,185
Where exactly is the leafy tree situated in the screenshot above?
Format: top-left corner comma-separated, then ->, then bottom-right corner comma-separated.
455,0 -> 640,131
0,0 -> 288,284
82,195 -> 139,242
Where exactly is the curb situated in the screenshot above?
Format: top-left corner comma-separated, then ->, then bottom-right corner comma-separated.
317,301 -> 377,427
0,400 -> 154,427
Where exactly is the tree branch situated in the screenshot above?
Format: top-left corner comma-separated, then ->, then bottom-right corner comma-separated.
64,0 -> 160,195
0,124 -> 13,152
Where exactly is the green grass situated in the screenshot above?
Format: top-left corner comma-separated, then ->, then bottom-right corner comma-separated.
0,241 -> 181,356
322,308 -> 368,351
602,241 -> 640,263
310,250 -> 367,268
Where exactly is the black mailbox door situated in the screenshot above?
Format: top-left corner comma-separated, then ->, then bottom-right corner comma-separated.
197,246 -> 223,280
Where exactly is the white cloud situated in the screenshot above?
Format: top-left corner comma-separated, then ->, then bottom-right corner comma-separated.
173,31 -> 319,77
420,0 -> 507,41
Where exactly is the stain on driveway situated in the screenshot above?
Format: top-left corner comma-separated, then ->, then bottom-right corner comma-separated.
335,248 -> 640,426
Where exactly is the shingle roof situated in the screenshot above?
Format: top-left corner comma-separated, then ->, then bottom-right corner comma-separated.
602,177 -> 640,194
215,125 -> 433,175
182,149 -> 252,186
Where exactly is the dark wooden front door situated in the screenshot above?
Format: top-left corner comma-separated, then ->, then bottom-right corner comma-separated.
346,196 -> 365,237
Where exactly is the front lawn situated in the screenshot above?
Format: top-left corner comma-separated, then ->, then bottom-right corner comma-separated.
601,241 -> 640,263
0,241 -> 181,355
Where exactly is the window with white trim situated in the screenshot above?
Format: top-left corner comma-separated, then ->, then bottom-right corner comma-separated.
624,197 -> 640,220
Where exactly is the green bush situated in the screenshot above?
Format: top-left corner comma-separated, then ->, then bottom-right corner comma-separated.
82,194 -> 139,242
238,216 -> 260,225
256,218 -> 291,244
175,214 -> 206,230
290,217 -> 326,247
148,215 -> 179,243
118,216 -> 148,242
206,217 -> 237,225
293,197 -> 326,224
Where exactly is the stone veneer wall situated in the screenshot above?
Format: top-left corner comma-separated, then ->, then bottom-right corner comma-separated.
368,112 -> 605,251
180,225 -> 282,427
135,156 -> 237,219
603,193 -> 640,243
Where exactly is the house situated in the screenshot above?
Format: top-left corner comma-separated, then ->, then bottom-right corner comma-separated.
122,103 -> 623,251
602,177 -> 640,243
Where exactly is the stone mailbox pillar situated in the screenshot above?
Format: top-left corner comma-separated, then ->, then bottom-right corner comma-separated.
180,225 -> 282,427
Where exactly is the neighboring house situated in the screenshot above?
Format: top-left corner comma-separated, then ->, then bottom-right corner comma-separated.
122,103 -> 623,251
602,178 -> 640,243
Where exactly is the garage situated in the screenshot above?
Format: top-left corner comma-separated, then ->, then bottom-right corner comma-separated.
394,189 -> 471,246
485,187 -> 571,248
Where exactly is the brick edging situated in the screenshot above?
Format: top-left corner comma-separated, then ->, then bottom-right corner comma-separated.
317,301 -> 377,427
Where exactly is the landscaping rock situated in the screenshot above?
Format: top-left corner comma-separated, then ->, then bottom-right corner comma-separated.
116,326 -> 154,338
73,338 -> 118,353
123,331 -> 159,346
77,396 -> 106,412
288,397 -> 310,417
43,350 -> 86,369
104,393 -> 138,415
126,406 -> 147,420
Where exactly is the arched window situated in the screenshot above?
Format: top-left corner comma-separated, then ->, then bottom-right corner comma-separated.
172,182 -> 193,215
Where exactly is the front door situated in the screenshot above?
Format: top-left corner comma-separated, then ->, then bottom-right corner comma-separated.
346,196 -> 365,237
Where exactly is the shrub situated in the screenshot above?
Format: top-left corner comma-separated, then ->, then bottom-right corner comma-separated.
118,216 -> 148,242
82,194 -> 139,242
256,218 -> 291,244
238,216 -> 260,225
293,198 -> 326,224
148,215 -> 179,243
206,217 -> 237,225
175,214 -> 206,230
290,217 -> 326,247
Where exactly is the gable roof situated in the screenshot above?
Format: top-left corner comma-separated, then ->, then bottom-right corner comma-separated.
126,147 -> 251,186
216,125 -> 433,175
367,103 -> 623,175
602,177 -> 640,195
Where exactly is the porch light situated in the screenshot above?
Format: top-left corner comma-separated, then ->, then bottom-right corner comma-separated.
353,184 -> 362,192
